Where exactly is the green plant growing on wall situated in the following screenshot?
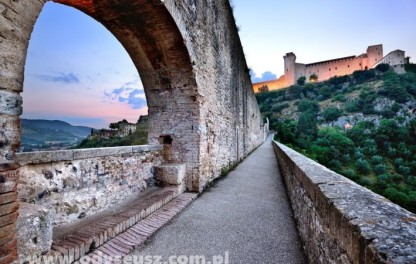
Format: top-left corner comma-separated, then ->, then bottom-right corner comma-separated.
309,73 -> 318,82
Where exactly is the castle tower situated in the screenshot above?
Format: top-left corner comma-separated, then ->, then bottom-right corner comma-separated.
284,52 -> 297,86
367,44 -> 383,68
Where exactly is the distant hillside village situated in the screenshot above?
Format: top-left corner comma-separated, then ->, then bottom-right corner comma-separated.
90,115 -> 148,139
253,44 -> 411,93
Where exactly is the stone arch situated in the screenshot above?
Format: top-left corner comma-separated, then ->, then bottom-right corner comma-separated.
50,0 -> 201,165
0,0 -> 201,261
1,0 -> 266,261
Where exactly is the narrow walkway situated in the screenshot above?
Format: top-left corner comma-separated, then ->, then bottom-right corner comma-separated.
132,136 -> 306,263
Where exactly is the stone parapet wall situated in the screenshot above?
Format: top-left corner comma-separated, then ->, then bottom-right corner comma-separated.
273,141 -> 416,264
16,145 -> 163,226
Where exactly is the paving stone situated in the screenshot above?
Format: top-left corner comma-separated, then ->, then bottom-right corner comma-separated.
108,240 -> 131,254
113,236 -> 137,247
49,191 -> 194,262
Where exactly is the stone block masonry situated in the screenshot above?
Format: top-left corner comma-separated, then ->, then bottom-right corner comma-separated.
16,203 -> 52,261
273,141 -> 416,264
16,145 -> 163,226
0,0 -> 265,260
154,163 -> 187,194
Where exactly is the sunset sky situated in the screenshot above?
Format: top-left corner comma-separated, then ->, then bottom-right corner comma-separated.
22,1 -> 416,128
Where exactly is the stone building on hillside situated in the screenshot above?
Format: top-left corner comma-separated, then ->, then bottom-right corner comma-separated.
253,44 -> 410,93
118,122 -> 137,137
90,122 -> 138,139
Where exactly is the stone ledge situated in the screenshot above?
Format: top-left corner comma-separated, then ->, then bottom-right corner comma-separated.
273,140 -> 416,264
16,145 -> 163,165
155,163 -> 186,185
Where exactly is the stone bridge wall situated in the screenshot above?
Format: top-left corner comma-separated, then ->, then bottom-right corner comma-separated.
0,0 -> 264,261
16,145 -> 163,226
273,141 -> 416,264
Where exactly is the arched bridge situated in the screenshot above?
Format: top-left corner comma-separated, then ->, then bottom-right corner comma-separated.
0,1 -> 415,264
1,0 -> 264,262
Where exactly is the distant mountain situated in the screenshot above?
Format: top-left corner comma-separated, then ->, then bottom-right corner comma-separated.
22,119 -> 92,137
21,119 -> 94,152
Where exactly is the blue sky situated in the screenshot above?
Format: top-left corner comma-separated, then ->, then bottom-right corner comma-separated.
235,0 -> 416,82
22,1 -> 416,128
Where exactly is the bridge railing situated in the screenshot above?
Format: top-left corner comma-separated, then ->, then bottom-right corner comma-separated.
16,145 -> 163,226
273,140 -> 416,264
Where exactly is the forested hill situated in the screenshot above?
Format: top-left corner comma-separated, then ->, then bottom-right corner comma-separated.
21,119 -> 92,152
256,65 -> 416,213
22,119 -> 92,137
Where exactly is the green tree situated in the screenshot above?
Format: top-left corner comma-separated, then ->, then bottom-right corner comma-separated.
309,73 -> 318,82
298,111 -> 318,138
109,119 -> 129,130
375,63 -> 390,73
356,158 -> 371,175
322,107 -> 342,122
318,85 -> 332,100
288,85 -> 304,99
297,76 -> 306,85
374,164 -> 388,175
297,99 -> 319,113
274,120 -> 297,144
377,119 -> 408,143
258,85 -> 269,93
316,127 -> 354,154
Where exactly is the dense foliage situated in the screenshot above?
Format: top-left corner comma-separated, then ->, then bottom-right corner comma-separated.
74,122 -> 148,148
257,68 -> 416,213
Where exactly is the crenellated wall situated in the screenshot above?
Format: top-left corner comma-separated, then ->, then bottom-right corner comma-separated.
273,141 -> 416,264
16,145 -> 164,226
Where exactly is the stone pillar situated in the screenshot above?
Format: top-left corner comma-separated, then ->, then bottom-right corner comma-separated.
0,48 -> 24,264
0,1 -> 45,262
154,163 -> 186,195
16,203 -> 52,262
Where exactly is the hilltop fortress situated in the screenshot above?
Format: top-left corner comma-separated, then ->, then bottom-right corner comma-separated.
253,44 -> 409,93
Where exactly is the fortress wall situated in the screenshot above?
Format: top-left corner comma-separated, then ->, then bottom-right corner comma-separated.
273,141 -> 416,264
16,145 -> 164,226
294,63 -> 306,82
252,76 -> 287,93
301,57 -> 368,83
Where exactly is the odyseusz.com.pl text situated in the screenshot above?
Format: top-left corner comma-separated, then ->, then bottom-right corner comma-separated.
24,251 -> 230,264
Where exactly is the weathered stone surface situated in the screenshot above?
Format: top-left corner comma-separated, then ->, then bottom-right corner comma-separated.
17,150 -> 73,166
0,115 -> 21,170
273,141 -> 416,264
0,90 -> 22,116
1,0 -> 266,261
16,145 -> 164,166
0,0 -> 44,93
155,163 -> 186,185
18,147 -> 163,225
16,203 -> 52,261
0,181 -> 17,194
72,146 -> 133,160
132,145 -> 163,153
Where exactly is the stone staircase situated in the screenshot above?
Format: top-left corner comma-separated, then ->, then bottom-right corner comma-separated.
38,188 -> 197,263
